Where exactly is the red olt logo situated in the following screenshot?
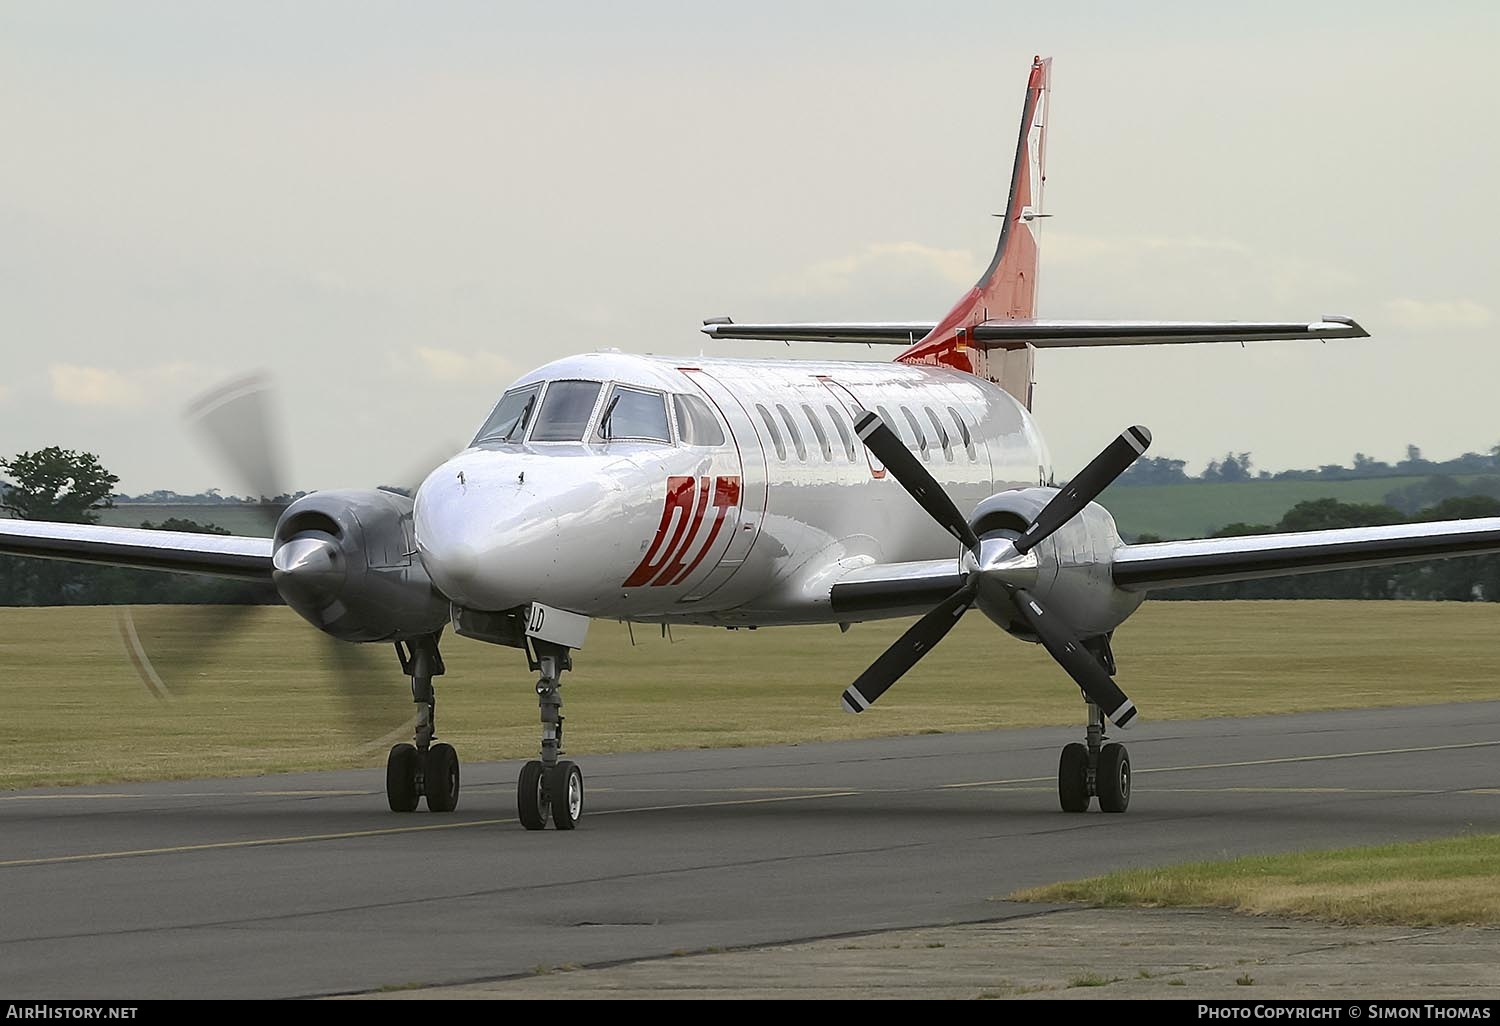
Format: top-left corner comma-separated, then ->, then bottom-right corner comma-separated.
623,476 -> 741,587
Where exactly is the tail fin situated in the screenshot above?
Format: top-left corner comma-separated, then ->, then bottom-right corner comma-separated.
896,55 -> 1051,408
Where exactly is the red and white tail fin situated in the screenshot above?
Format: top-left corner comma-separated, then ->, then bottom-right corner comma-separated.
896,55 -> 1051,407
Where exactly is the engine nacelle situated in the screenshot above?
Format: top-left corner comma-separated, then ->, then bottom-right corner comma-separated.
272,489 -> 450,643
969,488 -> 1144,642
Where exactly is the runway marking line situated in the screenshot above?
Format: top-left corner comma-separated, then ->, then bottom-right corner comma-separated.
939,738 -> 1500,790
4,740 -> 1494,869
0,791 -> 860,870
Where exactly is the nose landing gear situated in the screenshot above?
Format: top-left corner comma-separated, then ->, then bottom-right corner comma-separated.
517,639 -> 584,830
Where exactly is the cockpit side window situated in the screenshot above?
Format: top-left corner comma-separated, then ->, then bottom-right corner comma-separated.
597,385 -> 671,442
673,394 -> 726,446
472,383 -> 543,445
531,380 -> 603,441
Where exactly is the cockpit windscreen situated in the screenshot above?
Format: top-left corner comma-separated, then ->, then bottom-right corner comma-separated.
472,383 -> 542,445
531,380 -> 603,441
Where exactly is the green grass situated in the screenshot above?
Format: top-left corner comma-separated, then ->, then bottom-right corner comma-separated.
1009,834 -> 1500,927
1100,476 -> 1496,540
4,600 -> 1500,789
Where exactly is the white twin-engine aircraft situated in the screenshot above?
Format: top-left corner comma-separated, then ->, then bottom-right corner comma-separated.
6,57 -> 1499,829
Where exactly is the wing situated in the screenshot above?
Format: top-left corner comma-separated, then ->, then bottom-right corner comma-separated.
1113,518 -> 1500,592
828,559 -> 964,618
701,316 -> 1368,348
0,519 -> 273,581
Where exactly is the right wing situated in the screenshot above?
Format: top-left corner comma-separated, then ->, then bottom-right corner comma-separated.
1113,518 -> 1500,592
0,519 -> 273,581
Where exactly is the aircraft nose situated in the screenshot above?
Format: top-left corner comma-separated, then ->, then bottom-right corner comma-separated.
413,452 -> 557,610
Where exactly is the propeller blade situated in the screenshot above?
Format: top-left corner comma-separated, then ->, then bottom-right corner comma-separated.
854,411 -> 981,553
1014,425 -> 1151,555
185,374 -> 289,534
322,635 -> 419,749
1011,588 -> 1136,728
840,583 -> 975,713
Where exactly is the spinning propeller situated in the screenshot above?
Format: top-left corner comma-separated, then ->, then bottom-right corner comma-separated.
116,376 -> 438,746
839,413 -> 1150,728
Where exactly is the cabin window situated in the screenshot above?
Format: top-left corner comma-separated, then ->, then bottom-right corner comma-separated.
875,405 -> 901,442
947,407 -> 976,461
531,380 -> 603,442
925,408 -> 953,462
826,404 -> 856,461
756,404 -> 786,461
597,385 -> 671,442
801,404 -> 832,461
900,406 -> 929,460
673,394 -> 726,446
472,383 -> 542,444
776,404 -> 806,462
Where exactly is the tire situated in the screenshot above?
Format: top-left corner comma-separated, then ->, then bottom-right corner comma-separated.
549,762 -> 584,831
1097,743 -> 1131,813
425,742 -> 461,813
517,760 -> 548,830
386,743 -> 419,813
1058,742 -> 1090,813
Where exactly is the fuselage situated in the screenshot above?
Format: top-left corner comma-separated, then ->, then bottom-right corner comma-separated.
414,351 -> 1052,626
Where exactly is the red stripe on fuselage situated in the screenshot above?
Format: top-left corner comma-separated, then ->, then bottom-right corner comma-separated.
622,475 -> 696,588
662,476 -> 740,586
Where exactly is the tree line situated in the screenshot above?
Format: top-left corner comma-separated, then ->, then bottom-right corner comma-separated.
1118,443 -> 1500,486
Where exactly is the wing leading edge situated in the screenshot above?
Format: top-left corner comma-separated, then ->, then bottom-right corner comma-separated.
828,518 -> 1500,618
1112,518 -> 1500,592
0,520 -> 273,581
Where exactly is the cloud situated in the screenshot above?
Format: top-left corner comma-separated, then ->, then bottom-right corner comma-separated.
1382,298 -> 1493,332
49,364 -> 196,409
411,347 -> 516,383
785,241 -> 979,297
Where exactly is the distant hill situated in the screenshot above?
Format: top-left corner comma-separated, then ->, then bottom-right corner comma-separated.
1099,475 -> 1500,540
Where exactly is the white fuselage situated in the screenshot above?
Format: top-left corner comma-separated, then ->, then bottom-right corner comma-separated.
414,351 -> 1052,626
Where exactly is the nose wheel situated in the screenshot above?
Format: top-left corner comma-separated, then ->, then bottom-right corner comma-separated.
1057,700 -> 1130,813
517,639 -> 585,830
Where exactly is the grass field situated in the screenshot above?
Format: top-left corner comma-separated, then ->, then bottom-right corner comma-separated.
3,600 -> 1499,790
1099,476 -> 1494,540
1009,834 -> 1500,926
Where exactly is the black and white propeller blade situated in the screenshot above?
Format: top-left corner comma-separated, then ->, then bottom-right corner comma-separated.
854,411 -> 981,553
1014,425 -> 1150,555
840,583 -> 976,713
1010,589 -> 1136,727
839,419 -> 1150,724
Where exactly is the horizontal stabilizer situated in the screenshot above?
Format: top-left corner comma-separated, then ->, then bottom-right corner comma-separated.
702,316 -> 1368,348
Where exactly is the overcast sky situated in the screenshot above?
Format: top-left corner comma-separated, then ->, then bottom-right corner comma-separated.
2,2 -> 1496,494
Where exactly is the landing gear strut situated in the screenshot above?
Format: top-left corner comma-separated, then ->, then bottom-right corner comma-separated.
1058,699 -> 1130,813
517,639 -> 584,830
385,634 -> 460,814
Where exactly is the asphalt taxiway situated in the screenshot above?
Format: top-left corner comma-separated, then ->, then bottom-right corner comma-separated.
2,702 -> 1498,998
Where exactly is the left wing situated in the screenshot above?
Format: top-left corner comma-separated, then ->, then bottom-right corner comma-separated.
0,519 -> 273,580
1112,518 -> 1500,591
826,518 -> 1500,617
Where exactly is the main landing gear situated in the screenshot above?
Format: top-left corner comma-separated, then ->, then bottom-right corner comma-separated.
517,639 -> 584,831
385,634 -> 462,814
1057,699 -> 1130,814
